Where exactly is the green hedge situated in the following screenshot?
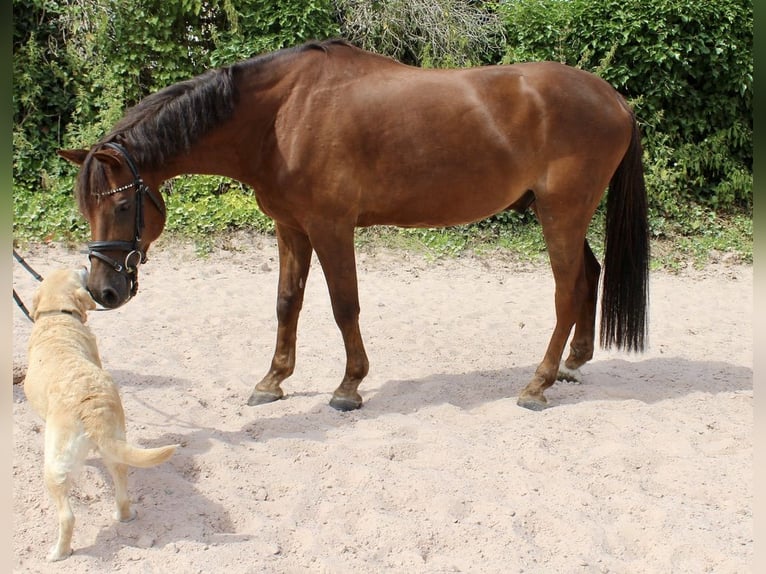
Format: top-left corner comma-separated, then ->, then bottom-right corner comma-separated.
13,0 -> 340,242
13,0 -> 752,245
500,0 -> 752,225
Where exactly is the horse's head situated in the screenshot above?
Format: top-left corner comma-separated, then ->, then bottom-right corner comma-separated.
58,142 -> 166,309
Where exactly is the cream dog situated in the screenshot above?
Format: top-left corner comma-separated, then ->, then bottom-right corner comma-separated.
24,267 -> 178,561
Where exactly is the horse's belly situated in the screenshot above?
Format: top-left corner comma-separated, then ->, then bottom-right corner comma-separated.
357,182 -> 528,228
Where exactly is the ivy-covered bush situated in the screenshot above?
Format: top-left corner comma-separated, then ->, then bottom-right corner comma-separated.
13,0 -> 752,247
13,0 -> 339,242
501,0 -> 753,225
335,0 -> 505,67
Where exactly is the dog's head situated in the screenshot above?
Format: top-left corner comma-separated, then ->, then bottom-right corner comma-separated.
32,267 -> 96,323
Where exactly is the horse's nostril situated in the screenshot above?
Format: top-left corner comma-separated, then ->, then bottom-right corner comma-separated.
100,287 -> 119,308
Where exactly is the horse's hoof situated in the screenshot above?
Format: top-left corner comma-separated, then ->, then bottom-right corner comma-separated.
329,395 -> 362,411
247,390 -> 283,406
516,395 -> 548,411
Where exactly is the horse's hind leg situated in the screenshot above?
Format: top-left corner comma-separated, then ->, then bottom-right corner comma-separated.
248,224 -> 313,406
517,205 -> 592,411
558,240 -> 601,382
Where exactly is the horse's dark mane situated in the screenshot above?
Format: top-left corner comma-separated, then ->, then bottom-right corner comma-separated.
98,39 -> 351,170
100,66 -> 236,169
235,38 -> 351,74
76,40 -> 351,209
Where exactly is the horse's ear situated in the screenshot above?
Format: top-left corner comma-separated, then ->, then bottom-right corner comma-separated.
91,148 -> 123,168
59,147 -> 123,169
57,149 -> 89,166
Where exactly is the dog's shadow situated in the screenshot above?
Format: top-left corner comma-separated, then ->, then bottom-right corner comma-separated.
13,380 -> 247,564
75,453 -> 251,562
64,371 -> 252,562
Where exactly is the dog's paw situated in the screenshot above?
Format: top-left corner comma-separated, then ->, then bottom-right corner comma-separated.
47,546 -> 72,562
115,508 -> 137,523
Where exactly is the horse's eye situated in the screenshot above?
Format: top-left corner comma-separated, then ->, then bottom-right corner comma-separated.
116,200 -> 131,213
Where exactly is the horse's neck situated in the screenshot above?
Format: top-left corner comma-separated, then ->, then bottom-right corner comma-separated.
154,65 -> 297,184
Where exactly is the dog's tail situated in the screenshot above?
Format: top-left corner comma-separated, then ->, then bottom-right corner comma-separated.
100,439 -> 178,468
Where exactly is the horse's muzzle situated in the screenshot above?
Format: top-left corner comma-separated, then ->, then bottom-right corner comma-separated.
85,241 -> 144,308
86,260 -> 134,309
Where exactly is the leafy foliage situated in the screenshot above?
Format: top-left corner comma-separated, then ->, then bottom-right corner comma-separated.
500,0 -> 753,222
13,1 -> 77,190
161,177 -> 274,236
335,0 -> 505,67
13,0 -> 339,241
13,0 -> 752,261
208,0 -> 340,66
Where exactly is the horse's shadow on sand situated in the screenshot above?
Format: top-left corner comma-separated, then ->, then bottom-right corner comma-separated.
74,356 -> 749,560
368,356 -> 753,413
114,355 -> 751,439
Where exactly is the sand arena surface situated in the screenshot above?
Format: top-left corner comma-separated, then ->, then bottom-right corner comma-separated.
12,237 -> 752,573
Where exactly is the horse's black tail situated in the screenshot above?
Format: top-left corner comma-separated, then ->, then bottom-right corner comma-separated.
599,116 -> 649,352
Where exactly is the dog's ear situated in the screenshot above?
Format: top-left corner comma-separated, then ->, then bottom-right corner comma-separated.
77,266 -> 89,286
74,287 -> 97,320
31,288 -> 41,320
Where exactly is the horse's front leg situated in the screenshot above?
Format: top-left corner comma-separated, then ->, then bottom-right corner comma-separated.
310,225 -> 369,411
248,224 -> 313,406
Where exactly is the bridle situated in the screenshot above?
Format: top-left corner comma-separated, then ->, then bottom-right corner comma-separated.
87,141 -> 165,298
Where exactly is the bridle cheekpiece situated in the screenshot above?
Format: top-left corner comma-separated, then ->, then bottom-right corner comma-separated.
87,141 -> 166,298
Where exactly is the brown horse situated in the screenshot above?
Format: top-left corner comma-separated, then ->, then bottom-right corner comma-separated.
58,39 -> 649,411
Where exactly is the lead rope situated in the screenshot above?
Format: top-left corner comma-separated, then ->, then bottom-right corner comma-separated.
12,249 -> 43,323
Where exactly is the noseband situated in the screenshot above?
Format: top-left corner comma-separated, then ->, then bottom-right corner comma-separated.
87,141 -> 165,298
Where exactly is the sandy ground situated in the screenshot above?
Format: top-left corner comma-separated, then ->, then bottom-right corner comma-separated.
12,235 -> 752,573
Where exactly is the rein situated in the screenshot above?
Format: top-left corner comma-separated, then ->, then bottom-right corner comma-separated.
13,250 -> 107,322
12,249 -> 43,322
87,142 -> 165,298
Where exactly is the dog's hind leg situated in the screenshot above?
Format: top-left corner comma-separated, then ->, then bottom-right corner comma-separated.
104,459 -> 137,522
43,425 -> 84,561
